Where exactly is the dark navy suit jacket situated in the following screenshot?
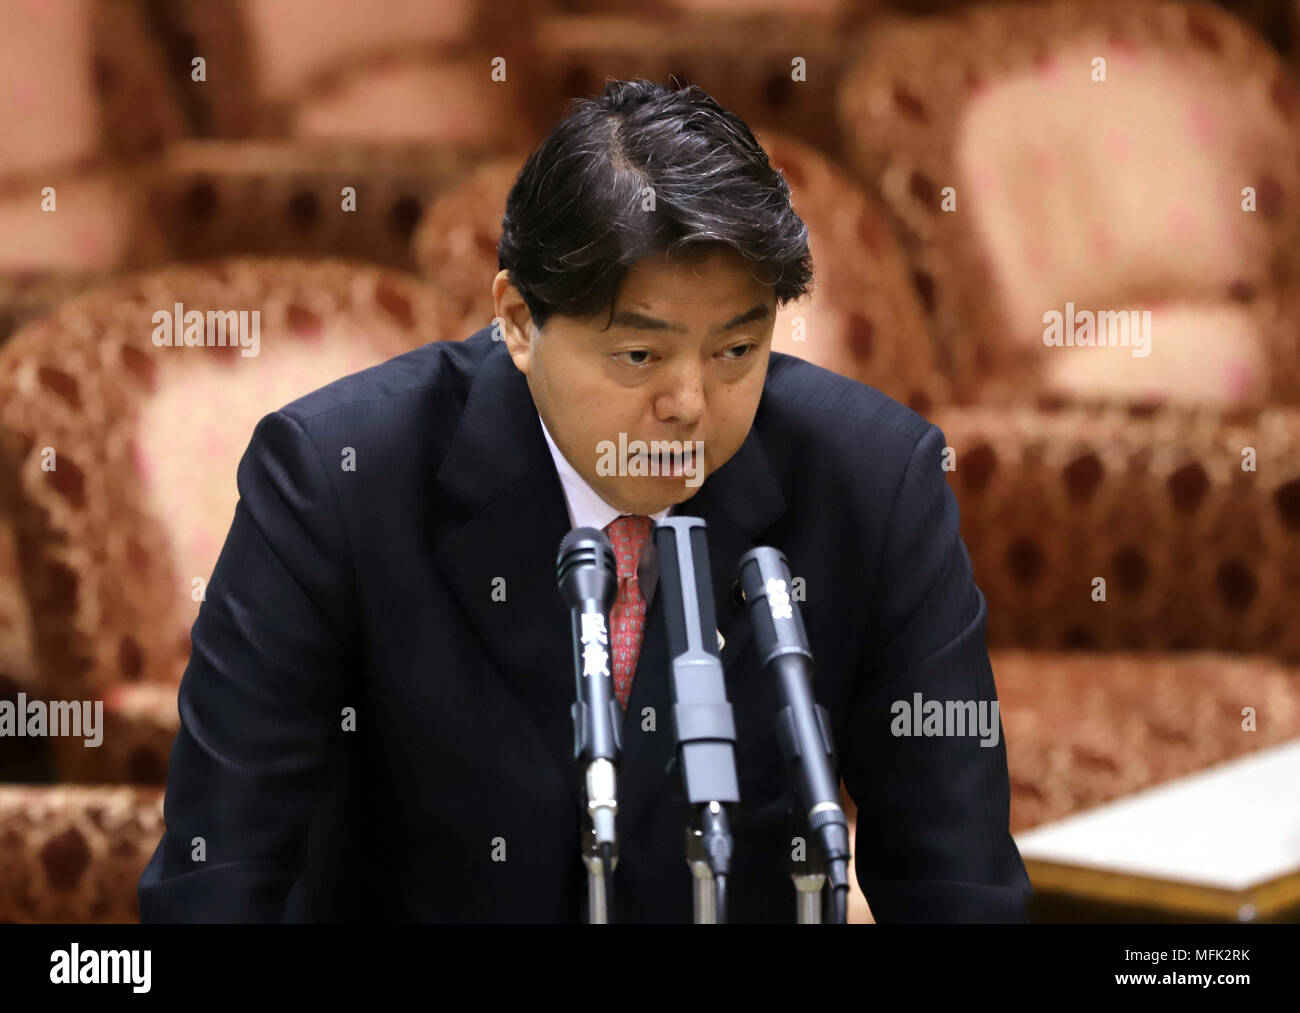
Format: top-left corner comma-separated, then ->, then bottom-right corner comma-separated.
138,325 -> 1031,922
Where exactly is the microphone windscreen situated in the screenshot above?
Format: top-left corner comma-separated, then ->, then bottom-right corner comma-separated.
737,546 -> 812,663
556,527 -> 617,609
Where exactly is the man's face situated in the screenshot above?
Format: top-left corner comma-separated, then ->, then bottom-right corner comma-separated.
494,245 -> 776,516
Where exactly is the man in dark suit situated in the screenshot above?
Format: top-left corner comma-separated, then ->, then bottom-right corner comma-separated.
139,79 -> 1030,923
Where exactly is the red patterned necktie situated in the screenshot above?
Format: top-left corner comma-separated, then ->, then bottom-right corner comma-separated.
605,514 -> 653,710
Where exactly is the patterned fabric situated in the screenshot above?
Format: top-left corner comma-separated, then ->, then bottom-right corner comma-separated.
0,0 -> 184,184
933,402 -> 1300,660
520,7 -> 855,159
604,515 -> 653,710
838,0 -> 1300,408
153,141 -> 480,272
0,257 -> 458,709
0,785 -> 164,923
993,647 -> 1300,834
144,0 -> 539,141
0,519 -> 35,694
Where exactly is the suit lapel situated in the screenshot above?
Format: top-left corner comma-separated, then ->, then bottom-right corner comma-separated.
434,334 -> 788,848
434,337 -> 585,816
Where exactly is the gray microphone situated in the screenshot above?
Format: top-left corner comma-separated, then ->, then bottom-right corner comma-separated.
655,516 -> 739,923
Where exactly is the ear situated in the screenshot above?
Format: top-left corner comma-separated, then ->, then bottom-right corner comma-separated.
491,270 -> 538,373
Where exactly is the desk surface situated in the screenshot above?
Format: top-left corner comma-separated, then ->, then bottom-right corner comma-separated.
1014,739 -> 1300,897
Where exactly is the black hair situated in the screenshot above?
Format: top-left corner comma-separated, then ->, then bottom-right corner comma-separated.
498,78 -> 813,332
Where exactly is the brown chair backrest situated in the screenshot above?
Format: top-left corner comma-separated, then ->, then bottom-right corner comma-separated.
0,257 -> 459,698
839,0 -> 1300,409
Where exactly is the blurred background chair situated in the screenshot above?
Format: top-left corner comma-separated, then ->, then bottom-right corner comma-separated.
0,258 -> 457,920
840,0 -> 1300,409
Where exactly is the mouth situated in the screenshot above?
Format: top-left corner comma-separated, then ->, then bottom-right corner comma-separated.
638,448 -> 698,476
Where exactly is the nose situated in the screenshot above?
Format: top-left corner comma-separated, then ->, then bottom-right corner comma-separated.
655,358 -> 706,425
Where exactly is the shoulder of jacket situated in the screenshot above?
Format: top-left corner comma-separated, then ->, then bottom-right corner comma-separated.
761,350 -> 934,450
276,327 -> 496,428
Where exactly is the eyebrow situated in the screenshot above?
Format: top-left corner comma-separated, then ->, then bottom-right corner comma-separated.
607,303 -> 771,334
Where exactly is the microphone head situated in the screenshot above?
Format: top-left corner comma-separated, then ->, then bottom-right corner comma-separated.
737,545 -> 812,660
556,527 -> 618,609
737,545 -> 791,603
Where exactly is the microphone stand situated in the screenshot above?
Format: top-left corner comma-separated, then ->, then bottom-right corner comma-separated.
582,806 -> 616,924
686,826 -> 715,924
582,849 -> 611,924
789,808 -> 828,924
685,802 -> 734,924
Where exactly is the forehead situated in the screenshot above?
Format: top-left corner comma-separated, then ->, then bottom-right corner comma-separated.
614,247 -> 775,310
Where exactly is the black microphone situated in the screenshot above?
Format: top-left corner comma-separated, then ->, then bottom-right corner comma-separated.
655,517 -> 739,922
556,528 -> 622,860
736,546 -> 851,922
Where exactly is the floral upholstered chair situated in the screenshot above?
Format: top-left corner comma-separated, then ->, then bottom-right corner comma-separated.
0,257 -> 458,921
0,0 -> 192,776
838,0 -> 1300,410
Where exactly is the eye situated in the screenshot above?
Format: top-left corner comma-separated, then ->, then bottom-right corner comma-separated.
611,344 -> 755,368
613,349 -> 655,367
